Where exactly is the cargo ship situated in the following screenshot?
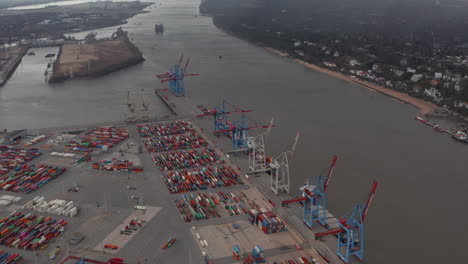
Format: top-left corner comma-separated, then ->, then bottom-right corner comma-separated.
155,23 -> 164,33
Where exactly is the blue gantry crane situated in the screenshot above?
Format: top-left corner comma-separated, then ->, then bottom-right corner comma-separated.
303,155 -> 338,228
314,181 -> 379,263
281,155 -> 338,227
220,113 -> 273,151
196,100 -> 253,135
156,54 -> 199,97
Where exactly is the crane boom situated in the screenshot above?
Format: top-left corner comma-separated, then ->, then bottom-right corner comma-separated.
315,228 -> 345,239
290,132 -> 300,154
324,155 -> 338,192
178,53 -> 184,67
182,57 -> 189,76
215,124 -> 275,134
281,196 -> 307,206
362,180 -> 378,222
196,109 -> 253,117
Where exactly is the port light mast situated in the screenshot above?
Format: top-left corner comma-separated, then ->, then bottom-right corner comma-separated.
125,91 -> 137,122
139,88 -> 149,121
270,133 -> 299,194
314,181 -> 379,263
156,54 -> 199,97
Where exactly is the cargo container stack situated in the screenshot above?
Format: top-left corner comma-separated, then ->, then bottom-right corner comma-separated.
153,149 -> 224,171
120,218 -> 145,235
50,152 -> 76,158
0,212 -> 67,250
252,246 -> 265,263
174,193 -> 222,222
174,191 -> 257,221
143,132 -> 208,152
23,135 -> 46,147
0,146 -> 42,176
0,164 -> 66,194
65,127 -> 128,151
92,159 -> 143,173
273,256 -> 322,264
163,166 -> 241,193
247,208 -> 268,225
258,212 -> 285,234
75,152 -> 91,164
22,197 -> 78,217
247,209 -> 285,234
137,121 -> 194,137
0,250 -> 24,264
232,245 -> 242,260
0,195 -> 22,207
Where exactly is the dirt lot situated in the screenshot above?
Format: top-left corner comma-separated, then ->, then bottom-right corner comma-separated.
50,38 -> 144,82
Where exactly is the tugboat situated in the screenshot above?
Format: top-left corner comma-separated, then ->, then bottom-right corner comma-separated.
452,130 -> 468,143
415,116 -> 428,123
433,124 -> 445,132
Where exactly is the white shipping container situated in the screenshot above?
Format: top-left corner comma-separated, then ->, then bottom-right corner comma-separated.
56,208 -> 63,216
65,201 -> 73,209
37,236 -> 45,244
69,207 -> 78,217
12,239 -> 21,247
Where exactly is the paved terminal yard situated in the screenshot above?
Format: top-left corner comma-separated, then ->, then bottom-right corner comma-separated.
0,90 -> 348,264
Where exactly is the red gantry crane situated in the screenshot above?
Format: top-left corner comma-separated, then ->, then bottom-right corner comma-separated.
314,180 -> 379,263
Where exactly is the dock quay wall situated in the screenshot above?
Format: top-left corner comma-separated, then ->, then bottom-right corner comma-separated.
0,46 -> 27,86
155,89 -> 178,115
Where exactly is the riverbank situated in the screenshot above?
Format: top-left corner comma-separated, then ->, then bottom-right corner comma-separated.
49,35 -> 144,83
265,47 -> 439,115
0,46 -> 28,86
0,1 -> 152,43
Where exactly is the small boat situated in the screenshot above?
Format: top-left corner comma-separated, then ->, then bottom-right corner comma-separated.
433,125 -> 445,132
452,131 -> 468,143
27,51 -> 36,56
45,53 -> 55,58
415,116 -> 427,123
155,23 -> 164,33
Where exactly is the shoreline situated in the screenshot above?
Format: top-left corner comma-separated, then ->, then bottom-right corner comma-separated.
264,47 -> 439,115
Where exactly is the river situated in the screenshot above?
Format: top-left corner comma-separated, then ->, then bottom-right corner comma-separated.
1,0 -> 467,263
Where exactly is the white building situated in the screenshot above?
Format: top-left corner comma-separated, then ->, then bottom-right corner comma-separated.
350,59 -> 360,67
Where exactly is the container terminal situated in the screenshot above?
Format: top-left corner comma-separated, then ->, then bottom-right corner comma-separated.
0,57 -> 379,264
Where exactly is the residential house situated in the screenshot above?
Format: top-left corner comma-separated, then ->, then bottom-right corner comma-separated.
411,74 -> 423,82
349,59 -> 360,67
